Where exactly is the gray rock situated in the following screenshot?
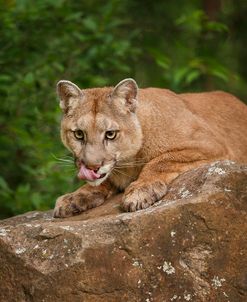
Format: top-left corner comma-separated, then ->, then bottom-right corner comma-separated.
0,161 -> 246,302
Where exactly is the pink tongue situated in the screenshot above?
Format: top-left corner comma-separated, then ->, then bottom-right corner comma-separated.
77,164 -> 101,181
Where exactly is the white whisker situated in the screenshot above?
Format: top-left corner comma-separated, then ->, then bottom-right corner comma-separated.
51,153 -> 75,163
113,168 -> 135,179
116,163 -> 145,168
116,159 -> 147,168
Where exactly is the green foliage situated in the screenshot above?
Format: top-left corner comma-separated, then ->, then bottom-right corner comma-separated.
0,0 -> 138,218
0,0 -> 246,218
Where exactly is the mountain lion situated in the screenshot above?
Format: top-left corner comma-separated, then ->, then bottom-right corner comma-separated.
53,78 -> 247,218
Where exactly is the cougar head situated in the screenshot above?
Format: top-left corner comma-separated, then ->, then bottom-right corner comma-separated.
56,78 -> 143,186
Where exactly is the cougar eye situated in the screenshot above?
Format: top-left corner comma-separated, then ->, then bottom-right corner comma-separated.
105,130 -> 117,140
73,130 -> 84,140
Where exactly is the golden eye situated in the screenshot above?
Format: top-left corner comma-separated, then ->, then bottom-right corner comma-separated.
105,130 -> 117,140
74,130 -> 84,140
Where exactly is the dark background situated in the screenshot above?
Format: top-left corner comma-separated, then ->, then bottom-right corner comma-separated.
1,0 -> 247,218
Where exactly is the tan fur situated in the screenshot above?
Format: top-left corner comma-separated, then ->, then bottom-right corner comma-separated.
53,79 -> 247,217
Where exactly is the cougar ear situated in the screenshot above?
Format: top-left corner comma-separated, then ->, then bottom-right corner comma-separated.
112,78 -> 138,112
56,80 -> 83,113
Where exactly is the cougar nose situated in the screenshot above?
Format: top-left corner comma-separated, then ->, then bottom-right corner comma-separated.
85,164 -> 101,172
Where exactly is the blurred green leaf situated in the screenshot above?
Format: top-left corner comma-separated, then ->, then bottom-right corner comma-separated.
185,70 -> 201,84
23,72 -> 35,85
83,17 -> 98,32
0,177 -> 12,195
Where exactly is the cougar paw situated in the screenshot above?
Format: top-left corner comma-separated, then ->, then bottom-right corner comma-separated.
122,180 -> 167,212
53,191 -> 105,218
